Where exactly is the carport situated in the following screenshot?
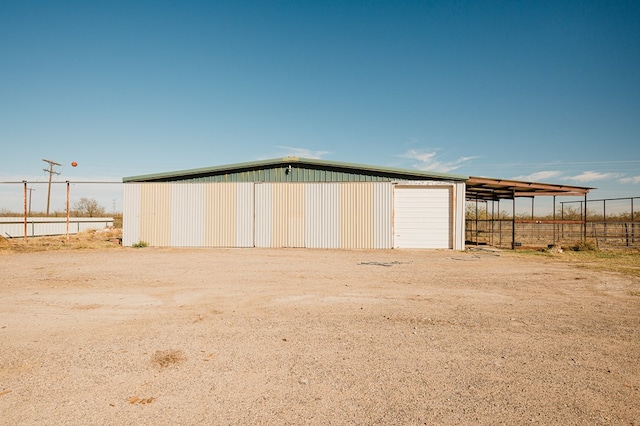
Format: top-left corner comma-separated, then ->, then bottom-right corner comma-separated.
465,177 -> 594,249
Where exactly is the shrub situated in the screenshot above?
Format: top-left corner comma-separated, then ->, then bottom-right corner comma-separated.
568,241 -> 597,252
132,241 -> 148,248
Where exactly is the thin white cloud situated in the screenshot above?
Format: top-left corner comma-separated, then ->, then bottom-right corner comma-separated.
511,171 -> 563,182
274,146 -> 330,159
620,176 -> 640,184
399,149 -> 476,173
568,171 -> 619,183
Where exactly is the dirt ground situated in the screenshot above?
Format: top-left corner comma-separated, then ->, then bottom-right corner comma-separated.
1,243 -> 639,425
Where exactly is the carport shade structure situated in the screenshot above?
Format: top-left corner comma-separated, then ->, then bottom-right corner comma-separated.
465,176 -> 594,249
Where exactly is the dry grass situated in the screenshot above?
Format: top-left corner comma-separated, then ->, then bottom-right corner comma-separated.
567,250 -> 640,278
512,247 -> 640,278
0,228 -> 122,253
4,229 -> 639,278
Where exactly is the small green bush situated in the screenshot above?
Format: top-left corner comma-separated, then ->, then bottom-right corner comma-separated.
132,240 -> 148,248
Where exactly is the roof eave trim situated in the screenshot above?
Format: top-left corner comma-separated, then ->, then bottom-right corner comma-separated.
123,157 -> 468,182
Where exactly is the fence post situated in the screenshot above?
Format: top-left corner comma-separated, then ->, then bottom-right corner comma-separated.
583,195 -> 587,242
603,199 -> 607,241
66,181 -> 70,241
23,181 -> 27,242
512,190 -> 516,250
625,222 -> 629,247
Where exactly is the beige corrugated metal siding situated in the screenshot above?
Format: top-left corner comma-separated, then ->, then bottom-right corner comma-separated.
373,183 -> 393,249
204,183 -> 237,247
124,182 -> 255,247
269,183 -> 306,248
140,183 -> 172,246
123,183 -> 141,246
254,183 -> 272,247
123,180 -> 462,249
203,182 -> 254,247
235,183 -> 255,247
305,183 -> 340,248
340,183 -> 374,249
172,183 -> 205,247
256,183 -> 307,248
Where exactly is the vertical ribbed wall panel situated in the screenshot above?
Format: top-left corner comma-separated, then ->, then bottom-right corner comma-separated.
271,183 -> 306,247
288,184 -> 306,247
204,183 -> 237,247
235,183 -> 255,247
171,183 -> 205,247
373,183 -> 393,248
305,183 -> 340,248
140,183 -> 172,246
123,183 -> 141,246
271,184 -> 286,247
254,183 -> 273,247
340,183 -> 374,249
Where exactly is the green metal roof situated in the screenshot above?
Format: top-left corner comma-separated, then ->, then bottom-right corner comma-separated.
123,157 -> 468,183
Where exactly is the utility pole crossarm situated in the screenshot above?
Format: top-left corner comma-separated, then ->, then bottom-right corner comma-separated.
42,159 -> 62,216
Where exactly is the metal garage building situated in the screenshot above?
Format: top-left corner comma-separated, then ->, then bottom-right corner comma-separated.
122,157 -> 467,250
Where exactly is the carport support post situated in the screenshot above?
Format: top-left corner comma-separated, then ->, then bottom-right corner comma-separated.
491,199 -> 495,246
485,200 -> 488,244
531,197 -> 535,243
475,198 -> 479,245
561,202 -> 565,240
553,196 -> 556,244
498,199 -> 502,247
531,197 -> 534,220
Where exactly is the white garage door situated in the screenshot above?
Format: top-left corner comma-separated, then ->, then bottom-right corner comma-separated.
394,186 -> 451,249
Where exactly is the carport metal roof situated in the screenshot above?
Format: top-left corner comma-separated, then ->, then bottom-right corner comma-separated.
466,176 -> 593,201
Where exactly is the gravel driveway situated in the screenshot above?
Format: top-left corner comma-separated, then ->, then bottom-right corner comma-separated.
1,248 -> 639,425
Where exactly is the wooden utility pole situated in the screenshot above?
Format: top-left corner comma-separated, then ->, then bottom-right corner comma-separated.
27,187 -> 35,215
42,158 -> 61,216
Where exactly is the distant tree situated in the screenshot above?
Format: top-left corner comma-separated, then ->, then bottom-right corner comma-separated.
73,197 -> 106,217
466,202 -> 512,220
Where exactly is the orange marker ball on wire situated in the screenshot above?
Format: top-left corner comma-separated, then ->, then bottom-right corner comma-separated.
71,161 -> 78,167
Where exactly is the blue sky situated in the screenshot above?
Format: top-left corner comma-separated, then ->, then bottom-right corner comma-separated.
1,0 -> 639,213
